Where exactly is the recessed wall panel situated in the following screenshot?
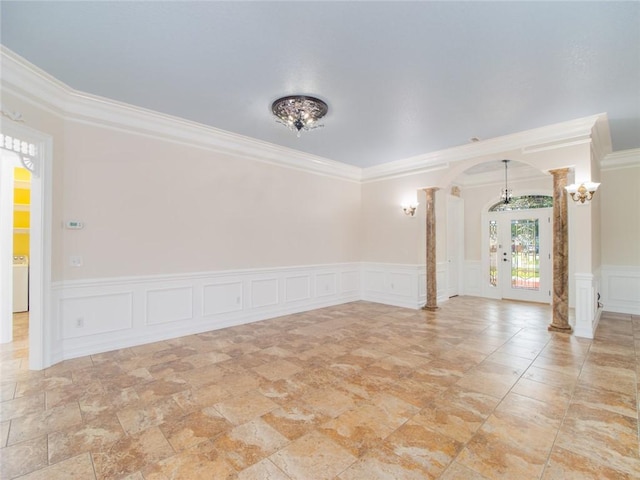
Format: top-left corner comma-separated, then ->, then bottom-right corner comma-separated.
341,271 -> 360,293
364,271 -> 385,293
203,281 -> 243,316
609,276 -> 640,302
317,273 -> 337,297
61,292 -> 133,339
389,272 -> 412,296
251,278 -> 279,308
146,287 -> 193,325
285,275 -> 311,303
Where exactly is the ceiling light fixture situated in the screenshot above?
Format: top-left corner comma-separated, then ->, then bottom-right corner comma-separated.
501,159 -> 513,204
271,95 -> 328,137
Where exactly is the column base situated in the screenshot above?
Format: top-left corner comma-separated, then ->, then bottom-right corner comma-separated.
548,323 -> 573,333
422,305 -> 440,312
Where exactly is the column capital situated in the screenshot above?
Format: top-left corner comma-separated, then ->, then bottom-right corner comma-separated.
548,167 -> 571,178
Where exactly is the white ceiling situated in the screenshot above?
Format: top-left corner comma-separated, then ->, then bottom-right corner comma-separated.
1,1 -> 638,168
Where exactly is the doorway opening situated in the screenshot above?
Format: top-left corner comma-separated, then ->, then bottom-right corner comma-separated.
0,126 -> 51,370
482,196 -> 553,304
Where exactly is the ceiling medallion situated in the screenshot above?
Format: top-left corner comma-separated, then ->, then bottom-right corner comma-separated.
271,95 -> 328,137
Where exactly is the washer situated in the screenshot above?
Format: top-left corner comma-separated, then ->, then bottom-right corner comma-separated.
13,255 -> 29,313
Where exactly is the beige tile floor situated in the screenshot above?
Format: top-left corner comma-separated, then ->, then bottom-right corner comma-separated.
1,297 -> 639,479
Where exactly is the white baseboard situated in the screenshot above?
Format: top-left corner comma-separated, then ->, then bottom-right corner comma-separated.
600,265 -> 640,315
52,263 -> 361,362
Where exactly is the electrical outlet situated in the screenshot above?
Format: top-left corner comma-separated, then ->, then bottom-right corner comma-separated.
76,317 -> 84,328
70,255 -> 83,267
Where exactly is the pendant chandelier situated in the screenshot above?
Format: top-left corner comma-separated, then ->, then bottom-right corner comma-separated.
501,159 -> 513,204
271,95 -> 328,137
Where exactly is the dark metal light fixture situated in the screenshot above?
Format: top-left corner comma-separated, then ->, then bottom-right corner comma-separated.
271,95 -> 328,137
501,159 -> 513,204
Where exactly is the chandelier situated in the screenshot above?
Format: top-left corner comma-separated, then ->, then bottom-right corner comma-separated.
501,159 -> 513,204
271,95 -> 328,137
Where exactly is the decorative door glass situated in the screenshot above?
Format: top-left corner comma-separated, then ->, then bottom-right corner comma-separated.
489,220 -> 498,287
510,219 -> 540,290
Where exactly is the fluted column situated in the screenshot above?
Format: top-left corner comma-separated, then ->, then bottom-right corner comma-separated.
548,168 -> 571,333
422,187 -> 439,311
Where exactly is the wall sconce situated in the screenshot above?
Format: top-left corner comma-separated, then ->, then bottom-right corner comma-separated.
565,181 -> 600,204
402,203 -> 419,216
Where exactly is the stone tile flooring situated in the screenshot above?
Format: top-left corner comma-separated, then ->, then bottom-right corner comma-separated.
1,298 -> 639,479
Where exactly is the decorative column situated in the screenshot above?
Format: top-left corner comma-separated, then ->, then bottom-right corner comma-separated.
423,187 -> 439,311
548,168 -> 571,333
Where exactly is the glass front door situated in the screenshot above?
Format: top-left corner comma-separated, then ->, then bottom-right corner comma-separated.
487,209 -> 551,303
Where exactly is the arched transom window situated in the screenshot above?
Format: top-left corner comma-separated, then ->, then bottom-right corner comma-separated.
489,195 -> 553,212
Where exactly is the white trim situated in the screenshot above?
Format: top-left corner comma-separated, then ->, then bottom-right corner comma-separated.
573,272 -> 600,339
360,262 -> 449,309
0,152 -> 18,342
601,148 -> 640,171
34,259 -> 638,365
463,261 -> 482,297
361,115 -> 606,182
600,265 -> 640,315
0,121 -> 52,369
1,46 -> 361,183
0,45 -> 618,184
51,263 -> 361,362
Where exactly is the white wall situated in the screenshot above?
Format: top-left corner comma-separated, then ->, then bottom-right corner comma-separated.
598,157 -> 640,315
600,163 -> 640,267
60,121 -> 361,280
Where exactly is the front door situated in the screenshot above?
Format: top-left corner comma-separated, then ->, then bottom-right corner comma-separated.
486,208 -> 552,303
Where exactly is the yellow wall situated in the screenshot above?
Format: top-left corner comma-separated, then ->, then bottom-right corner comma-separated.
13,167 -> 31,256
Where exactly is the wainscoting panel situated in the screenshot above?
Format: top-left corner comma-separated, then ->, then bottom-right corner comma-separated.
361,263 -> 425,309
202,281 -> 243,316
389,272 -> 413,297
146,286 -> 193,326
600,265 -> 640,315
463,261 -> 482,297
316,273 -> 337,297
364,270 -> 386,294
52,263 -> 362,361
285,275 -> 311,303
341,270 -> 360,294
250,277 -> 279,309
60,292 -> 133,340
437,262 -> 447,303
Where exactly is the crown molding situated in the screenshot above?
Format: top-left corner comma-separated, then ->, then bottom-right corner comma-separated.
457,165 -> 548,188
0,46 -> 362,182
601,148 -> 640,171
361,114 -> 608,182
1,46 -> 616,185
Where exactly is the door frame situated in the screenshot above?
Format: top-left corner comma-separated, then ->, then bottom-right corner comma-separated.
446,194 -> 464,298
0,122 -> 52,370
481,195 -> 553,304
